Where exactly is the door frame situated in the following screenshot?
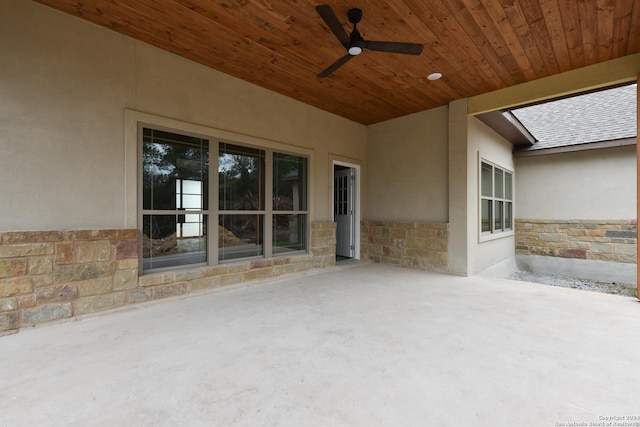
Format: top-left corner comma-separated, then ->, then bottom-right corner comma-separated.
332,160 -> 361,260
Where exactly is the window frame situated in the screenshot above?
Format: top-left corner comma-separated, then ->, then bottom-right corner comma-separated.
272,152 -> 309,255
215,143 -> 310,263
478,157 -> 514,242
131,113 -> 311,274
217,142 -> 267,262
139,127 -> 211,272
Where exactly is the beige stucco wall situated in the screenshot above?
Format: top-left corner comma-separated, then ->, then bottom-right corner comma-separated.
515,146 -> 637,220
447,99 -> 470,275
365,107 -> 449,222
448,112 -> 516,275
0,0 -> 366,231
467,116 -> 516,273
447,100 -> 515,276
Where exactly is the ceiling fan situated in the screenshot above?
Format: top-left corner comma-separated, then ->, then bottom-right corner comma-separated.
315,4 -> 424,78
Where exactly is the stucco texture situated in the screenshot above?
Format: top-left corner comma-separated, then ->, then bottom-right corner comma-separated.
467,116 -> 516,274
366,107 -> 449,222
516,145 -> 637,220
0,0 -> 366,231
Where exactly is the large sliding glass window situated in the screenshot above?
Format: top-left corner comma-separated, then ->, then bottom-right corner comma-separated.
480,159 -> 513,238
140,126 -> 308,272
142,128 -> 209,270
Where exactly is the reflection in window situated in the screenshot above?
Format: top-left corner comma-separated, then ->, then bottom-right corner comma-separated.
142,128 -> 209,271
142,214 -> 208,270
481,199 -> 491,233
494,169 -> 504,198
494,200 -> 504,232
141,128 -> 309,268
273,214 -> 306,254
273,154 -> 307,211
273,153 -> 308,256
218,144 -> 266,261
481,162 -> 493,198
176,179 -> 204,238
219,215 -> 264,260
219,144 -> 264,211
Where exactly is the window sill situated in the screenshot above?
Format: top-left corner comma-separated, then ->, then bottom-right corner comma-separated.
479,230 -> 514,243
141,252 -> 314,276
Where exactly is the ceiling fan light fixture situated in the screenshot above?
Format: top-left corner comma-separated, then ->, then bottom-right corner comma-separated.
348,45 -> 363,56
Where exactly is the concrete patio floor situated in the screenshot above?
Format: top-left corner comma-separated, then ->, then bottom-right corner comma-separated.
1,262 -> 639,427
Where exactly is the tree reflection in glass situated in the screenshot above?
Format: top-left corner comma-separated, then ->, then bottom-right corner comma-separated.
141,128 -> 208,270
218,144 -> 265,260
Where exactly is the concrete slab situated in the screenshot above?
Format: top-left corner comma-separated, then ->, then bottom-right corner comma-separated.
1,263 -> 639,426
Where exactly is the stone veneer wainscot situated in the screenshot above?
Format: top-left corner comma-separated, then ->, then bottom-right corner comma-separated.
0,221 -> 336,333
515,219 -> 637,263
361,221 -> 449,272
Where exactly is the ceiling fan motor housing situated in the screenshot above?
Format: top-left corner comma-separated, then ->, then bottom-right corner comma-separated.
347,8 -> 364,55
347,8 -> 362,23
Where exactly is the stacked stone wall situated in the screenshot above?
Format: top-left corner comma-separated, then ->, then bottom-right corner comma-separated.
361,221 -> 448,272
0,230 -> 138,332
310,221 -> 336,268
0,222 -> 336,333
515,219 -> 637,263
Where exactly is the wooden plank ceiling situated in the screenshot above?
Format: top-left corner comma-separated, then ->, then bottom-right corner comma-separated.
33,0 -> 640,125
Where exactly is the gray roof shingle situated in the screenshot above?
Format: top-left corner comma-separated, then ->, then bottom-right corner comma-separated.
511,83 -> 637,150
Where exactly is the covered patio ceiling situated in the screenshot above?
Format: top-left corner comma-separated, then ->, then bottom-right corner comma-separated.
33,0 -> 640,125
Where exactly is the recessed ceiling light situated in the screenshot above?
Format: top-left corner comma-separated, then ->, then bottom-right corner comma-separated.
428,72 -> 442,81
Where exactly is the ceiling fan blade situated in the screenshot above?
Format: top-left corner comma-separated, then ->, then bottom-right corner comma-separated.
317,54 -> 354,78
365,41 -> 424,55
316,5 -> 349,45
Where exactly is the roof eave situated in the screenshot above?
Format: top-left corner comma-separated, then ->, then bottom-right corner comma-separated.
513,137 -> 637,158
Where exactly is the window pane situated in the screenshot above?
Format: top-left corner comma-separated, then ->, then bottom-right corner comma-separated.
505,202 -> 513,230
494,168 -> 504,198
219,144 -> 265,210
143,129 -> 208,211
181,179 -> 201,194
184,213 -> 201,223
481,162 -> 493,197
505,172 -> 513,200
219,214 -> 264,261
273,214 -> 306,254
335,178 -> 340,215
180,195 -> 202,210
494,201 -> 504,231
142,214 -> 207,270
273,153 -> 307,211
481,199 -> 491,232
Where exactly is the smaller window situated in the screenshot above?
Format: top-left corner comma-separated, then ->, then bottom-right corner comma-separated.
480,160 -> 513,237
273,153 -> 308,255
